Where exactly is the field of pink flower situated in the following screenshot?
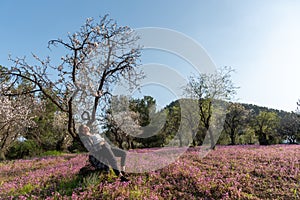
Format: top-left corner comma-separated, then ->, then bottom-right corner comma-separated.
0,145 -> 299,199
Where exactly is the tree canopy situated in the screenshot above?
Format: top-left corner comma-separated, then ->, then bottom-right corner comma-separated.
0,16 -> 143,152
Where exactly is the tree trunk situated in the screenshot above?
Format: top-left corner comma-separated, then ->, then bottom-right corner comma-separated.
125,137 -> 131,149
259,133 -> 268,145
56,137 -> 66,151
68,135 -> 87,152
191,130 -> 197,146
230,130 -> 236,145
179,135 -> 183,147
208,129 -> 215,150
131,141 -> 135,149
0,150 -> 6,161
118,140 -> 123,149
192,139 -> 196,147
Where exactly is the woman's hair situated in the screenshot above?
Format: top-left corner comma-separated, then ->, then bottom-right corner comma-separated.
78,124 -> 86,134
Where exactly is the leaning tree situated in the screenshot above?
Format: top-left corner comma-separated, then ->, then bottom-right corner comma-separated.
0,15 -> 143,149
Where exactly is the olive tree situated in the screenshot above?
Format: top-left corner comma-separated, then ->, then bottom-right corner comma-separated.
224,103 -> 250,145
279,112 -> 300,144
253,111 -> 280,145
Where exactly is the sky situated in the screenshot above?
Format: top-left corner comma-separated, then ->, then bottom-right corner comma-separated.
1,0 -> 300,112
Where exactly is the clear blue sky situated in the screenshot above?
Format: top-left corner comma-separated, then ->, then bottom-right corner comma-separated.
1,0 -> 300,112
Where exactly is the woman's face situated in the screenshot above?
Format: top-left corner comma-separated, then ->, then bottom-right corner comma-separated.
81,125 -> 90,134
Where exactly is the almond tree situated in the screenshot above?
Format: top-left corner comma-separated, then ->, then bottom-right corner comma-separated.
0,66 -> 40,160
0,94 -> 39,160
179,99 -> 202,147
185,67 -> 236,149
1,16 -> 143,149
104,95 -> 141,149
106,110 -> 141,149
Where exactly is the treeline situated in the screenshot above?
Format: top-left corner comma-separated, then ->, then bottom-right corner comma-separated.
0,92 -> 299,160
104,97 -> 300,149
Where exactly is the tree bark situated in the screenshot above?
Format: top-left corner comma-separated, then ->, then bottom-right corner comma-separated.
0,150 -> 6,161
208,129 -> 215,150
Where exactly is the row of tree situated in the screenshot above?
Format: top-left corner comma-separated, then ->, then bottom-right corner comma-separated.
0,65 -> 299,160
221,103 -> 299,145
103,96 -> 300,149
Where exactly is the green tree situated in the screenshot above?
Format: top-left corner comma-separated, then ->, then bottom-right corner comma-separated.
26,97 -> 71,151
130,96 -> 156,127
224,103 -> 249,145
279,112 -> 300,144
162,101 -> 182,146
253,111 -> 280,145
129,96 -> 167,148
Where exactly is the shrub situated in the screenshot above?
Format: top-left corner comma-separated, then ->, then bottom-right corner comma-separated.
7,140 -> 42,159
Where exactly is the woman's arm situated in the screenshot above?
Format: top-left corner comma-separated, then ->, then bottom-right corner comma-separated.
91,134 -> 105,146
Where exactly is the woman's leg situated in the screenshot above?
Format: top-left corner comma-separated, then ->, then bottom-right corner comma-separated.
110,146 -> 127,168
100,143 -> 121,176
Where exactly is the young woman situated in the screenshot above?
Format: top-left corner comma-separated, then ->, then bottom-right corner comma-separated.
79,124 -> 129,182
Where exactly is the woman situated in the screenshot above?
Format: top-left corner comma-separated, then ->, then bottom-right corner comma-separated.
79,124 -> 129,182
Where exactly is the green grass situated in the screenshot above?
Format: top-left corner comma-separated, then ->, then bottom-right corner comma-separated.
39,150 -> 63,157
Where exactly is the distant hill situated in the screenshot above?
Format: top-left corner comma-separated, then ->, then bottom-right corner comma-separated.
163,98 -> 291,118
239,103 -> 290,118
